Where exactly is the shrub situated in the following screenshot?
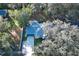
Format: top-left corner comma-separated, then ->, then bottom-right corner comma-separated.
34,19 -> 79,56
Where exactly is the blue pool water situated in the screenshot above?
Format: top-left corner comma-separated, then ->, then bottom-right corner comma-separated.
26,36 -> 34,47
0,10 -> 7,16
21,20 -> 44,55
25,20 -> 44,47
21,36 -> 34,55
26,20 -> 44,38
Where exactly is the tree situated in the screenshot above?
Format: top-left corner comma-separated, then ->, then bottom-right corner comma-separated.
34,19 -> 79,56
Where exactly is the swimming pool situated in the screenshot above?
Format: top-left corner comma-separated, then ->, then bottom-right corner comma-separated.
20,20 -> 45,55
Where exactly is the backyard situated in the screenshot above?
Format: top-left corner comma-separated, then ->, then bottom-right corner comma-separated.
0,3 -> 79,56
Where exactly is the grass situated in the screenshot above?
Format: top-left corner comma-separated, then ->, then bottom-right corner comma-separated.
34,38 -> 43,46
